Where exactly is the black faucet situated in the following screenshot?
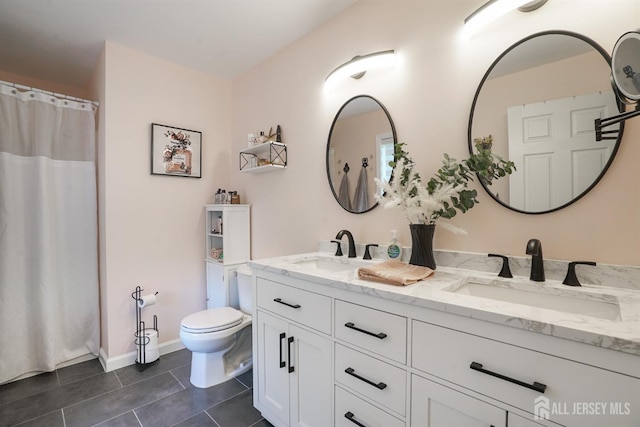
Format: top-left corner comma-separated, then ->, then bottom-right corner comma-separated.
335,230 -> 356,258
526,238 -> 545,282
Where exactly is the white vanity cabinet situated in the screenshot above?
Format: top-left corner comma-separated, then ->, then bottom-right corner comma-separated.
412,320 -> 639,427
254,277 -> 332,427
251,264 -> 640,427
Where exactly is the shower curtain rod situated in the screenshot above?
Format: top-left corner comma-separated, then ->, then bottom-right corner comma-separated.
0,79 -> 99,108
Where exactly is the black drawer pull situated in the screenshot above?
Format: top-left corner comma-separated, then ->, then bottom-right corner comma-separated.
279,333 -> 286,368
287,336 -> 295,373
345,411 -> 367,427
274,297 -> 301,309
345,367 -> 387,390
345,322 -> 387,339
470,362 -> 546,394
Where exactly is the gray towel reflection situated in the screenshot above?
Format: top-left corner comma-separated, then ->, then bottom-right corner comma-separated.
339,173 -> 352,210
353,166 -> 369,211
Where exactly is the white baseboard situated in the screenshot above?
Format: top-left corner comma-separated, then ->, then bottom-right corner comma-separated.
99,339 -> 185,372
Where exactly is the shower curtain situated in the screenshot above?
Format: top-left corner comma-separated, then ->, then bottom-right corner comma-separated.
0,83 -> 99,384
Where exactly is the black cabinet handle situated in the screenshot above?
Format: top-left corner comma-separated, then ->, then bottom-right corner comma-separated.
345,322 -> 387,339
470,362 -> 546,393
274,298 -> 301,309
279,333 -> 286,368
345,411 -> 367,427
345,367 -> 387,390
287,336 -> 295,373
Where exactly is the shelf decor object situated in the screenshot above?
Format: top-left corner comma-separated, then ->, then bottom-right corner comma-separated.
151,123 -> 202,178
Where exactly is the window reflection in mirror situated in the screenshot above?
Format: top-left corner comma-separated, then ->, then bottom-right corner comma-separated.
469,31 -> 623,214
327,95 -> 397,213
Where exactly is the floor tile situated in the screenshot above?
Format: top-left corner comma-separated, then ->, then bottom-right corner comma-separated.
94,410 -> 141,426
172,412 -> 217,427
63,372 -> 182,427
170,364 -> 192,389
249,420 -> 274,427
234,369 -> 253,389
134,377 -> 245,427
115,349 -> 191,387
0,372 -> 121,427
0,372 -> 58,405
13,409 -> 64,427
57,358 -> 104,386
207,389 -> 262,427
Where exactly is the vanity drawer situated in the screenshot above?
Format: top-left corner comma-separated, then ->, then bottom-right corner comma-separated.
412,320 -> 640,426
335,385 -> 404,427
256,278 -> 331,334
335,300 -> 407,363
335,343 -> 406,416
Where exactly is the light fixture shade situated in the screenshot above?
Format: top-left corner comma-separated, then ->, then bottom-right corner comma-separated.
325,50 -> 395,87
464,0 -> 533,36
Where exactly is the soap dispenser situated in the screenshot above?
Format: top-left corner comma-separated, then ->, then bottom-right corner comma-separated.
387,230 -> 402,260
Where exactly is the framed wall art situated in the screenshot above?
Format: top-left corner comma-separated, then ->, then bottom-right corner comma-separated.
151,123 -> 202,178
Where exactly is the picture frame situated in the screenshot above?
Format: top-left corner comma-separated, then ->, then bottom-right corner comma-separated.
151,123 -> 202,178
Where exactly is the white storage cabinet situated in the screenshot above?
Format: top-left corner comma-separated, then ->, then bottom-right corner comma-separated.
204,204 -> 249,308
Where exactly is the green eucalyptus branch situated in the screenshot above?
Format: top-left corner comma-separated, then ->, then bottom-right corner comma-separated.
382,141 -> 515,227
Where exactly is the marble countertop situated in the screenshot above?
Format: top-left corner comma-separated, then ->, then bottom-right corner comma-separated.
250,252 -> 640,357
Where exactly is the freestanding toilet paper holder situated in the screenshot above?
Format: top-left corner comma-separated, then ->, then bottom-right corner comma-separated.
132,286 -> 159,371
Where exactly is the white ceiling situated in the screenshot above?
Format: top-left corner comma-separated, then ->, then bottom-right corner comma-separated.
0,0 -> 357,87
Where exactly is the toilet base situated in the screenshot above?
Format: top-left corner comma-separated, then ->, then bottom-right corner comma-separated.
189,326 -> 253,389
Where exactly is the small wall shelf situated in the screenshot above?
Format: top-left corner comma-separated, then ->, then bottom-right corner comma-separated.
240,142 -> 287,173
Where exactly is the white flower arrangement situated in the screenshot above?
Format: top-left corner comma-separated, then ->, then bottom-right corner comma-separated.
374,142 -> 515,234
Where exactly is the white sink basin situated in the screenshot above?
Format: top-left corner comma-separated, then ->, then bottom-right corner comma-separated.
292,256 -> 365,273
446,278 -> 622,321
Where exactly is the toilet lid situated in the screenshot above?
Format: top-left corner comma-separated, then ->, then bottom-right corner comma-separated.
181,307 -> 244,333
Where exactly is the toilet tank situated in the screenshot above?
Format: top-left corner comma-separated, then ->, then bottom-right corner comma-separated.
236,264 -> 253,314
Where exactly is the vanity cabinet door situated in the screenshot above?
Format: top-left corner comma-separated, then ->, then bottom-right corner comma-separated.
289,324 -> 332,427
411,374 -> 506,427
256,310 -> 290,427
256,310 -> 332,427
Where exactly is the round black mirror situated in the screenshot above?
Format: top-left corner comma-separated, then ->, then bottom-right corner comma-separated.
327,95 -> 397,213
469,31 -> 624,214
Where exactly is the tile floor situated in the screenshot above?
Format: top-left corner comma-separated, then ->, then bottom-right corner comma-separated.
0,349 -> 273,427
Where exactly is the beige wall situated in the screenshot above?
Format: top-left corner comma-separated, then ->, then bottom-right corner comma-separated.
94,42 -> 232,358
232,0 -> 640,266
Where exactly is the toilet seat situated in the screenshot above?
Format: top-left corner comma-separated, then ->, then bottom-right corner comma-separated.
181,307 -> 244,334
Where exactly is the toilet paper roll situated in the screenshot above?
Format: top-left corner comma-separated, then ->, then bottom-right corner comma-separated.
137,294 -> 157,308
136,329 -> 159,364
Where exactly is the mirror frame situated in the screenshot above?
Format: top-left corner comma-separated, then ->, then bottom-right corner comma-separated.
326,95 -> 397,214
468,30 -> 625,215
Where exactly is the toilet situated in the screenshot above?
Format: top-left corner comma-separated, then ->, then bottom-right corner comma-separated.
180,264 -> 253,388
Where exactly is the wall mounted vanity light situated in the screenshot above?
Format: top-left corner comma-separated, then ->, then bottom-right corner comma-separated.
596,31 -> 640,141
463,0 -> 548,37
324,50 -> 395,88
